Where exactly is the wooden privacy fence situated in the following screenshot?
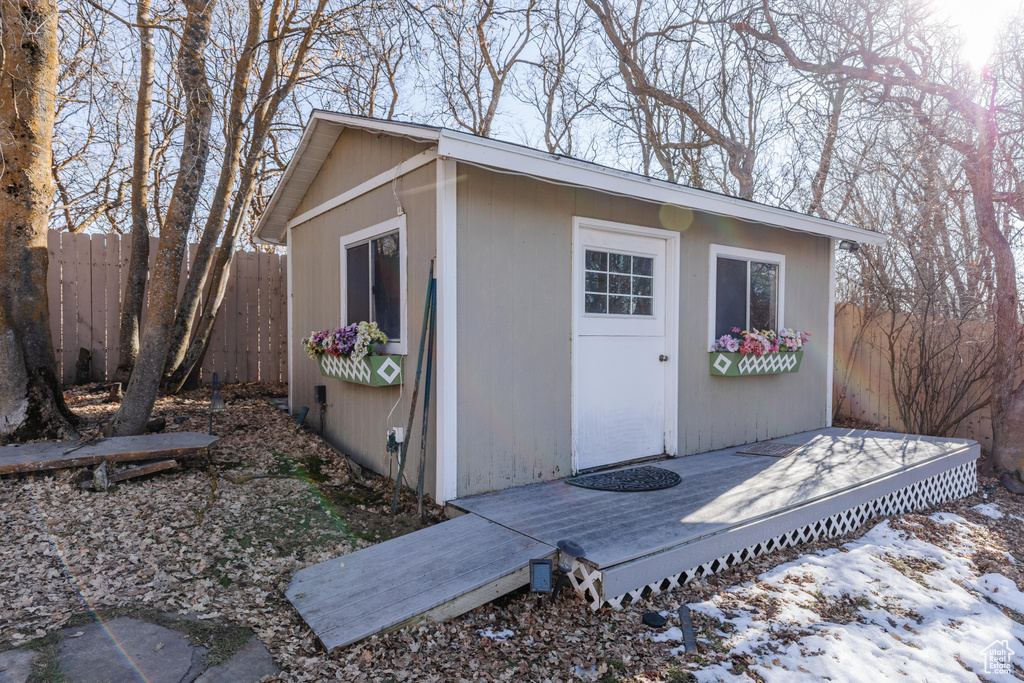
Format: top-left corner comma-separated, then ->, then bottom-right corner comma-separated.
46,230 -> 287,386
832,304 -> 1009,450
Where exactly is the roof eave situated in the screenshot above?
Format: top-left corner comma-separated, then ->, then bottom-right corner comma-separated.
436,129 -> 887,247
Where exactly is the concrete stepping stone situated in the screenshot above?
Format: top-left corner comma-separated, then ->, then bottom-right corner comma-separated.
0,649 -> 39,683
195,636 -> 279,682
57,617 -> 195,683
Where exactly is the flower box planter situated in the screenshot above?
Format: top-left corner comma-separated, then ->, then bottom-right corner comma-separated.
318,354 -> 404,387
709,351 -> 803,377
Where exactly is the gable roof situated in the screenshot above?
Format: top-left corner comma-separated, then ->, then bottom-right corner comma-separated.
255,110 -> 886,247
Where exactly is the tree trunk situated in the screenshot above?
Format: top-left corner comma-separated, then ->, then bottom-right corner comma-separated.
163,0 -> 263,382
167,0 -> 329,393
0,0 -> 78,441
114,0 -> 156,382
111,0 -> 216,436
166,139 -> 263,393
964,136 -> 1024,479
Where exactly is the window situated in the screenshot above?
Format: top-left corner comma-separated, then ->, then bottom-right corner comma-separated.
341,217 -> 407,353
709,245 -> 784,346
583,249 -> 654,316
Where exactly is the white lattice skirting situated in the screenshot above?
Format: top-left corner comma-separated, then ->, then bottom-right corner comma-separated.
321,354 -> 373,384
568,459 -> 978,611
736,353 -> 799,374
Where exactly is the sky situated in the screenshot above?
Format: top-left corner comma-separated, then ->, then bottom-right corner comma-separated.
932,0 -> 1023,68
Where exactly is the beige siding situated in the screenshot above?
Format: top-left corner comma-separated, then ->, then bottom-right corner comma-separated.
457,165 -> 831,497
290,129 -> 437,496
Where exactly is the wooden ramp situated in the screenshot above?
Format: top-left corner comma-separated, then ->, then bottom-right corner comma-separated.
0,433 -> 219,474
286,514 -> 555,652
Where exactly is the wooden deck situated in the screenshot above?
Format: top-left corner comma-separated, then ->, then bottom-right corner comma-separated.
451,428 -> 979,608
0,433 -> 219,475
286,514 -> 554,652
286,427 -> 978,649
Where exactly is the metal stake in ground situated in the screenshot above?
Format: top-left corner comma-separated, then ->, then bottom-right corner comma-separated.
417,282 -> 437,520
391,261 -> 435,514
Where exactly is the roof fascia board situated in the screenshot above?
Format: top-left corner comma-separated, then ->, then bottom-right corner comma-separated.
309,111 -> 442,142
436,131 -> 886,246
255,112 -> 441,245
286,147 -> 438,230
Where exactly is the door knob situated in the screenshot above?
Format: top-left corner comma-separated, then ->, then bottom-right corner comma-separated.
659,354 -> 669,362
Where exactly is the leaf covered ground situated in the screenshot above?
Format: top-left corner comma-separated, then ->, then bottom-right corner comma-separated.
2,383 -> 1023,681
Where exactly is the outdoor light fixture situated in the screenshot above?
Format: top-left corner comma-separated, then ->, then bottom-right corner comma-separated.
550,539 -> 586,602
529,559 -> 553,593
209,372 -> 226,436
556,539 -> 585,572
838,240 -> 860,252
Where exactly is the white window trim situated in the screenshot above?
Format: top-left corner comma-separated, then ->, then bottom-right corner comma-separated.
707,244 -> 786,350
340,215 -> 408,355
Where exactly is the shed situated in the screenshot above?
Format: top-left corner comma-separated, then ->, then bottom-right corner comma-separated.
255,111 -> 885,504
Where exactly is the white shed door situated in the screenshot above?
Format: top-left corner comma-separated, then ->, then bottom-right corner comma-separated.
574,225 -> 671,471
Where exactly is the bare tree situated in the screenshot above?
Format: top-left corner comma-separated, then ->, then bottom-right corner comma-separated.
112,0 -> 217,435
164,0 -> 341,393
735,0 -> 1024,479
0,0 -> 78,440
332,0 -> 413,119
513,0 -> 598,156
421,0 -> 538,137
161,0 -> 265,384
50,2 -> 134,234
114,0 -> 157,381
585,0 -> 782,199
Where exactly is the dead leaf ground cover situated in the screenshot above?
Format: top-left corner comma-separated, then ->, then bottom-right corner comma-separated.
2,384 -> 1022,681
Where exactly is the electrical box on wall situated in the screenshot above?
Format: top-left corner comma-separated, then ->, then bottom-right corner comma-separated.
314,385 -> 326,405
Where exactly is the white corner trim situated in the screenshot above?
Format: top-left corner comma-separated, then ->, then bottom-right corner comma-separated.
339,216 -> 409,356
435,158 -> 459,504
287,148 -> 438,230
286,228 -> 294,415
826,240 -> 837,427
707,243 -> 786,350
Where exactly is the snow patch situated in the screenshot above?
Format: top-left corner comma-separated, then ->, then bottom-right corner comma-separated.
973,573 -> 1024,614
651,515 -> 1024,682
648,626 -> 683,643
478,628 -> 514,642
971,503 -> 1004,519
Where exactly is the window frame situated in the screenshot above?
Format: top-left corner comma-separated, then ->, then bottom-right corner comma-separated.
340,215 -> 408,355
707,244 -> 785,350
582,247 -> 657,319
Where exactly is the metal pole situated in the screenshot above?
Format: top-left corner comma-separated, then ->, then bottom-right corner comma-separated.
391,261 -> 435,514
417,284 -> 437,519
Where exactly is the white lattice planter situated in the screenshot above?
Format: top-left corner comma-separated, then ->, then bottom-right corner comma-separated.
318,354 -> 404,387
710,351 -> 803,376
569,459 -> 978,611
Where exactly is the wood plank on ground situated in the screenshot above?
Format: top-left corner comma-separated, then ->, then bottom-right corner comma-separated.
0,433 -> 218,475
110,459 -> 178,482
286,513 -> 554,652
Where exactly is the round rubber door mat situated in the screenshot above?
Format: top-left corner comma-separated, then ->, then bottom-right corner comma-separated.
566,465 -> 682,492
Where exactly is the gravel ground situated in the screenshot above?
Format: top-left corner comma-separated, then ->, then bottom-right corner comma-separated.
2,384 -> 1022,681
